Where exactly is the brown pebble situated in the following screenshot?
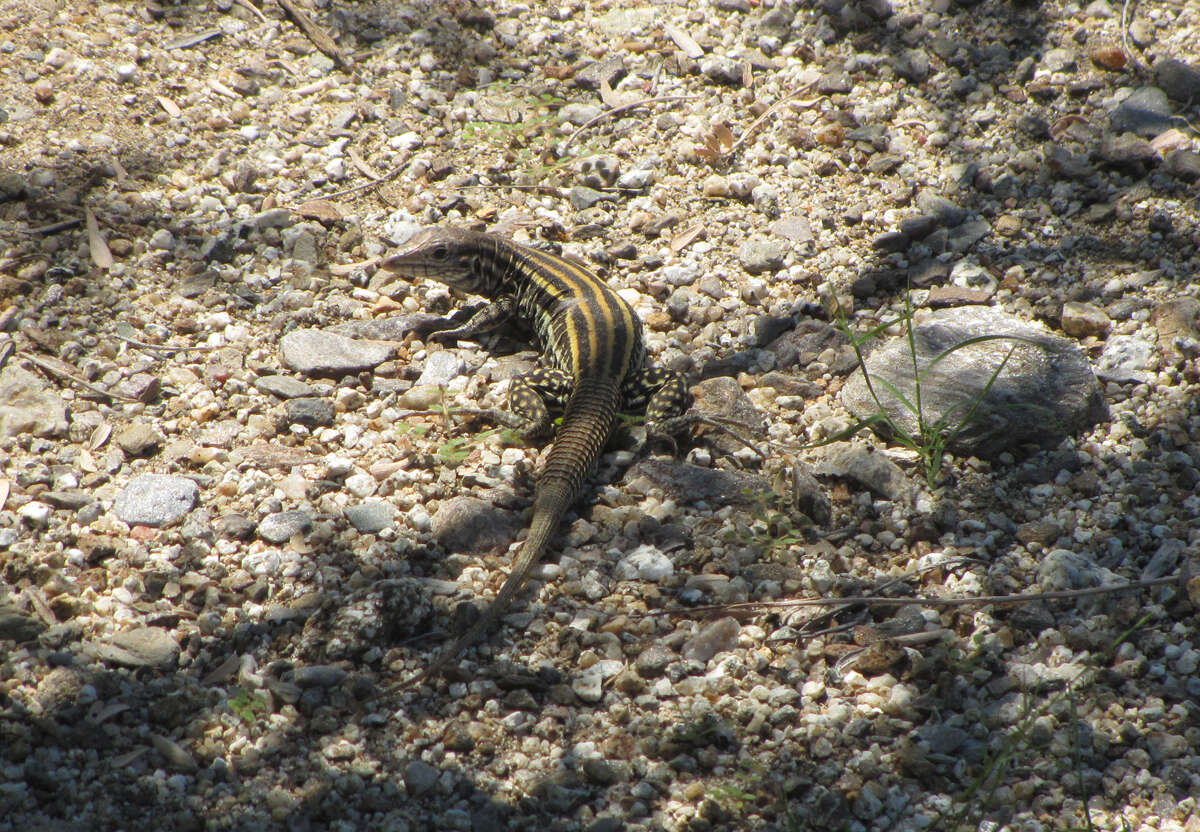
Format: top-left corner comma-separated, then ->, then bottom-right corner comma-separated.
1090,45 -> 1127,71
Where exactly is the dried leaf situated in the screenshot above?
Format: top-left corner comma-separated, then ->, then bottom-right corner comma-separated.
1049,114 -> 1088,141
697,133 -> 722,162
714,123 -> 735,149
156,95 -> 182,118
209,78 -> 238,99
0,478 -> 8,512
92,702 -> 130,725
742,61 -> 753,89
111,748 -> 148,768
163,28 -> 222,50
664,23 -> 703,59
89,422 -> 112,450
348,148 -> 379,180
78,448 -> 97,473
84,208 -> 113,269
108,155 -> 128,182
670,224 -> 706,253
150,733 -> 197,771
599,78 -> 638,110
201,653 -> 242,685
292,199 -> 343,222
1150,128 -> 1188,154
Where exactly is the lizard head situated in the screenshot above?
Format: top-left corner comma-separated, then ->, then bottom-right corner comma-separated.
380,227 -> 494,295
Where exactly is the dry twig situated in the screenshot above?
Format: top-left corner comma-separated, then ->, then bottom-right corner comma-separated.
275,0 -> 350,71
562,94 -> 697,151
113,333 -> 225,353
18,351 -> 141,402
636,568 -> 1188,620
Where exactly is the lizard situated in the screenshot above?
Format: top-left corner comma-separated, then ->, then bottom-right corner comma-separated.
380,226 -> 694,685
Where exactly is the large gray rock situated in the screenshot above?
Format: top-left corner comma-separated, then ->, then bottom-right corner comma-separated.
839,307 -> 1106,459
0,365 -> 68,438
280,328 -> 394,377
113,474 -> 198,527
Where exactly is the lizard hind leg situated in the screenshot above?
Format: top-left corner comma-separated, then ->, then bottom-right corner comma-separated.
505,366 -> 574,440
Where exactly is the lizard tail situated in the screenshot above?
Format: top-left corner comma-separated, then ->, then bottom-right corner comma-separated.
411,379 -> 623,686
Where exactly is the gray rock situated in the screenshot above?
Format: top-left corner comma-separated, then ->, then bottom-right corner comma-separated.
0,365 -> 69,438
701,57 -> 745,86
946,219 -> 991,252
417,350 -> 466,386
41,490 -> 94,510
148,228 -> 175,251
113,474 -> 198,527
757,6 -> 795,38
810,442 -> 914,503
572,667 -> 604,703
280,328 -> 394,377
1060,302 -> 1111,339
101,627 -> 180,668
285,397 -> 334,429
771,215 -> 814,243
292,665 -> 348,688
573,55 -> 626,90
0,612 -> 46,642
219,513 -> 256,540
568,186 -> 609,211
623,458 -> 771,507
681,617 -> 740,662
254,208 -> 293,230
614,545 -> 674,582
404,760 -> 439,796
1141,538 -> 1184,582
839,307 -> 1106,459
115,422 -> 163,456
332,316 -> 441,341
1098,132 -> 1156,166
258,510 -> 312,544
254,375 -> 314,399
1038,549 -> 1106,591
634,644 -> 675,678
1109,87 -> 1175,138
914,192 -> 966,227
1041,48 -> 1076,73
1152,58 -> 1200,103
345,501 -> 395,534
1163,149 -> 1200,183
1095,334 -> 1156,383
432,496 -> 519,554
738,239 -> 787,274
582,757 -> 629,785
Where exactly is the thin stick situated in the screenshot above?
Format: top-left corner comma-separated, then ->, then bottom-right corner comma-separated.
275,0 -> 350,70
723,80 -> 819,160
113,333 -> 226,353
562,94 -> 697,151
321,158 -> 409,200
233,0 -> 268,24
18,351 -> 141,402
634,568 -> 1188,618
1120,0 -> 1134,66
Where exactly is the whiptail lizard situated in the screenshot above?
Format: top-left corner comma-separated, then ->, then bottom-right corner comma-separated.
381,227 -> 693,685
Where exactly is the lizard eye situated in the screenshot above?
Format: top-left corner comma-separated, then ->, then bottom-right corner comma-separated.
430,244 -> 450,261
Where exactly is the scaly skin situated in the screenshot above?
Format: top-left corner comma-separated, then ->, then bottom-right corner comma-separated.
381,228 -> 691,684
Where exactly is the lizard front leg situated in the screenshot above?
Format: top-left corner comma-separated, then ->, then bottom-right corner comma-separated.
426,296 -> 518,342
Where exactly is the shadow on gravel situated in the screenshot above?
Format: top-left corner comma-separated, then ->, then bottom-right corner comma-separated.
5,0 -> 1199,830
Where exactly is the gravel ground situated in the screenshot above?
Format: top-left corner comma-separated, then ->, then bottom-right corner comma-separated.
2,0 -> 1200,830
